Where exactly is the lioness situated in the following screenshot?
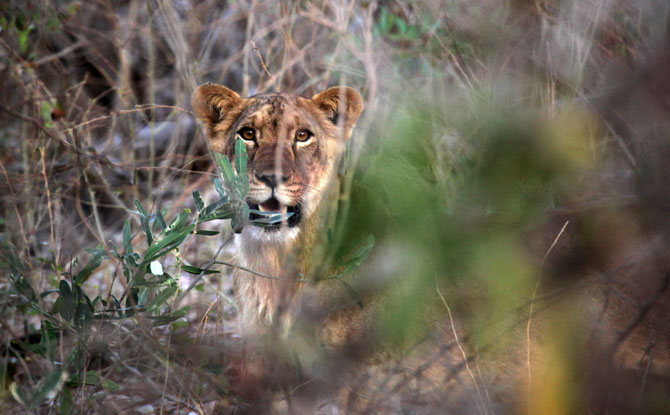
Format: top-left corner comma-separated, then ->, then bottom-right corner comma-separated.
191,83 -> 363,335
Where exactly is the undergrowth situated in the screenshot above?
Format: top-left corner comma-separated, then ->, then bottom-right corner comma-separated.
2,1 -> 670,414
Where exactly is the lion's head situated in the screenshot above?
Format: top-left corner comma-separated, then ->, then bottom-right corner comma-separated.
192,84 -> 363,243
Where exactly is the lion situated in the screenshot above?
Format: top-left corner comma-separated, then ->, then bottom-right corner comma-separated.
191,83 -> 363,336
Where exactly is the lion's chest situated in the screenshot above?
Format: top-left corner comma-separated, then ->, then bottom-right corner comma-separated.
233,233 -> 304,331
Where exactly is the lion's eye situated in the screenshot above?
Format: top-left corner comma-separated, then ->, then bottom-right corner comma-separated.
295,129 -> 313,142
238,127 -> 256,141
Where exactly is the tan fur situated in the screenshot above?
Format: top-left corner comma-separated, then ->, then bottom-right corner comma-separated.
191,84 -> 363,334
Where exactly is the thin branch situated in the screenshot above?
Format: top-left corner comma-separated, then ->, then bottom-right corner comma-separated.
39,147 -> 57,266
436,280 -> 490,414
250,40 -> 279,92
525,219 -> 569,413
64,104 -> 191,132
214,259 -> 280,280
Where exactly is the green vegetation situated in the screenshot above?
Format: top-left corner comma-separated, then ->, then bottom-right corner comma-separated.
1,1 -> 669,413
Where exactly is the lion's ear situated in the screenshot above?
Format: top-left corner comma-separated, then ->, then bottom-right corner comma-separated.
311,87 -> 363,140
191,83 -> 242,137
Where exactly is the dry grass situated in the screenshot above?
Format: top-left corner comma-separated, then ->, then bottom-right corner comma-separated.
1,0 -> 670,413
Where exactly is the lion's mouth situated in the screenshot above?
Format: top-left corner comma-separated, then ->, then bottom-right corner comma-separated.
247,197 -> 301,230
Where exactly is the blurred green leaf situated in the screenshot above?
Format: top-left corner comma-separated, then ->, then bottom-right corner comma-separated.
29,369 -> 67,409
9,382 -> 28,408
73,370 -> 99,386
102,378 -> 120,391
215,153 -> 235,189
338,234 -> 375,276
199,203 -> 235,222
145,285 -> 178,311
155,210 -> 167,232
235,138 -> 249,196
146,307 -> 189,326
231,204 -> 249,234
213,178 -> 226,199
181,264 -> 219,275
248,209 -> 294,226
122,220 -> 132,256
74,247 -> 106,285
195,229 -> 219,236
138,287 -> 149,307
193,190 -> 204,211
39,101 -> 54,128
9,273 -> 37,302
135,200 -> 153,245
169,208 -> 191,231
124,290 -> 139,317
142,223 -> 195,264
134,199 -> 148,218
111,295 -> 123,318
56,280 -> 74,321
18,24 -> 34,55
59,388 -> 73,415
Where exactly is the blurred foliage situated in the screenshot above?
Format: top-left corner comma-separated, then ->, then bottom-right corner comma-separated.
338,99 -> 597,350
1,0 -> 669,413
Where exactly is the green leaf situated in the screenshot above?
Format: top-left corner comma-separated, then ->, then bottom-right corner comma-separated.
146,307 -> 189,326
203,197 -> 229,216
215,153 -> 235,188
102,379 -> 120,391
195,229 -> 219,236
156,210 -> 167,231
111,295 -> 123,317
135,200 -> 153,245
142,223 -> 195,264
169,208 -> 191,231
81,370 -> 99,385
213,178 -> 226,199
40,101 -> 54,128
181,264 -> 219,275
59,388 -> 73,415
396,18 -> 407,35
74,284 -> 94,313
234,139 -> 249,196
231,204 -> 249,234
138,287 -> 149,307
134,199 -> 148,218
10,382 -> 28,408
124,290 -> 139,317
66,370 -> 118,391
29,369 -> 67,409
142,219 -> 153,246
18,24 -> 34,55
198,205 -> 236,223
193,190 -> 204,211
9,274 -> 37,302
122,220 -> 132,256
249,210 -> 294,225
75,248 -> 107,284
235,138 -> 247,176
56,280 -> 74,321
340,234 -> 376,275
145,285 -> 178,311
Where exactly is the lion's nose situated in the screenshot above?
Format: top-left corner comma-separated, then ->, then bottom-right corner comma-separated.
255,172 -> 289,188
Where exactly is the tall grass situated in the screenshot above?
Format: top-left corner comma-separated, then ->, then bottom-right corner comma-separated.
1,0 -> 670,413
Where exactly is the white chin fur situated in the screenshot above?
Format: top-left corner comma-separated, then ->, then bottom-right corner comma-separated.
241,225 -> 300,246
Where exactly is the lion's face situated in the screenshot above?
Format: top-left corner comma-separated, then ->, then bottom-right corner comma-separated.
192,84 -> 363,240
